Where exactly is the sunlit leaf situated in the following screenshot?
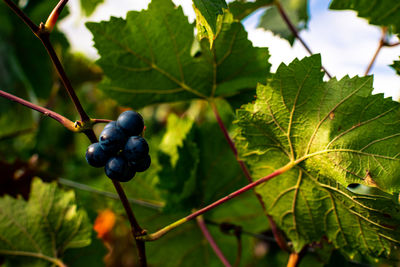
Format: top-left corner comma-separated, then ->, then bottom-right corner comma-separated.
235,55 -> 400,258
87,0 -> 270,108
0,178 -> 91,266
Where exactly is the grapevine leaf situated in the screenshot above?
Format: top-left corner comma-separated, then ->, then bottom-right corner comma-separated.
229,0 -> 274,20
330,0 -> 400,34
258,0 -> 309,45
193,0 -> 227,43
80,0 -> 104,16
157,114 -> 201,212
391,59 -> 400,76
0,178 -> 91,266
157,109 -> 246,213
86,0 -> 270,108
235,55 -> 400,258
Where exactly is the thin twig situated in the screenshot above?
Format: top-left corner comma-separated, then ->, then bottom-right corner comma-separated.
274,0 -> 332,78
3,0 -> 148,265
232,227 -> 242,267
2,0 -> 38,33
2,0 -> 90,122
365,28 -> 387,75
0,89 -> 76,131
40,35 -> 90,121
138,162 -> 293,241
92,119 -> 113,124
287,253 -> 300,267
384,41 -> 400,47
112,180 -> 147,266
58,178 -> 163,210
210,101 -> 290,252
196,216 -> 232,267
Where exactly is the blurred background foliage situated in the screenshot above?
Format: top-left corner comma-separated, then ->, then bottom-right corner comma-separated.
0,0 -> 399,266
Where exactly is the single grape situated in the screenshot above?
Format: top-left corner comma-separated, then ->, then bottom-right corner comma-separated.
117,110 -> 144,136
105,156 -> 136,182
103,121 -> 117,131
86,143 -> 110,167
132,154 -> 151,172
123,136 -> 149,162
99,125 -> 126,154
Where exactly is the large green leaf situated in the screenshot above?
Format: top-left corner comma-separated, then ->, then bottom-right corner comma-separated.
86,0 -> 270,109
0,178 -> 91,266
235,55 -> 400,258
330,0 -> 400,34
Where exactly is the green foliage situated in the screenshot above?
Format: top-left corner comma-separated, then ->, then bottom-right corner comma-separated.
235,55 -> 400,258
391,59 -> 400,76
229,0 -> 274,20
0,178 -> 91,266
193,0 -> 227,43
330,0 -> 400,34
80,0 -> 104,17
86,0 -> 270,109
258,0 -> 309,45
143,192 -> 269,267
157,109 -> 246,212
2,0 -> 400,265
229,0 -> 309,45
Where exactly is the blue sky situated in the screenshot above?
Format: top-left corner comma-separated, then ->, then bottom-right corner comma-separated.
60,0 -> 400,99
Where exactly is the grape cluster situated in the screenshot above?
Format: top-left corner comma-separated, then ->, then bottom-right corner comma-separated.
85,111 -> 151,182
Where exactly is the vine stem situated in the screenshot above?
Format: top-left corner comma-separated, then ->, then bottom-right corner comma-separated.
210,101 -> 289,252
2,0 -> 147,265
364,28 -> 387,76
0,89 -> 76,131
112,180 -> 147,266
287,253 -> 300,267
274,0 -> 332,79
138,162 -> 293,241
196,216 -> 232,267
2,0 -> 89,122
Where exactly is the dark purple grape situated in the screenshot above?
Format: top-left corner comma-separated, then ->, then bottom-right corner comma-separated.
117,110 -> 144,136
99,125 -> 126,154
105,156 -> 136,182
86,143 -> 110,167
103,121 -> 117,131
132,154 -> 151,172
123,136 -> 149,162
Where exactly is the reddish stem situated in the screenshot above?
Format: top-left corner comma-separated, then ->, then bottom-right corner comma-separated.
139,164 -> 291,241
40,35 -> 90,122
92,119 -> 113,124
196,216 -> 232,267
210,101 -> 289,251
275,1 -> 332,78
2,0 -> 38,33
365,28 -> 387,76
3,0 -> 147,265
186,160 -> 287,221
0,89 -> 76,131
112,180 -> 147,266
